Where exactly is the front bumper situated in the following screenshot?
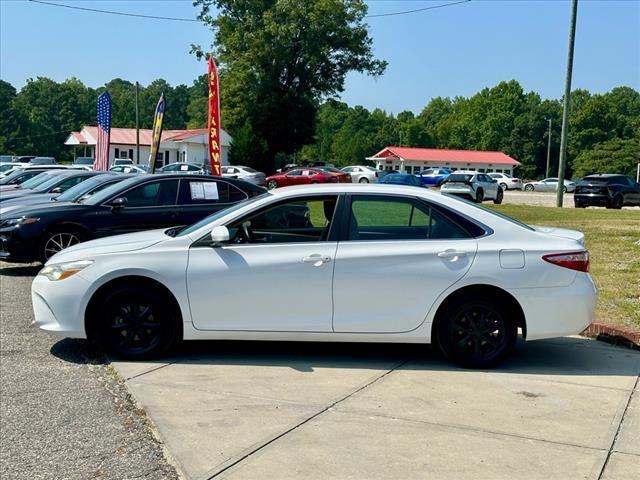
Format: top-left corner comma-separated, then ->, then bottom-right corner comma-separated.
509,273 -> 597,340
31,272 -> 92,338
0,226 -> 40,263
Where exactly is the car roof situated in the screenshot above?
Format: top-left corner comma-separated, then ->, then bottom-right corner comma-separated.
583,173 -> 622,178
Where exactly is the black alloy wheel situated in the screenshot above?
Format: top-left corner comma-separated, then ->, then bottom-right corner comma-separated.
493,188 -> 503,204
98,285 -> 179,359
437,299 -> 517,368
608,194 -> 624,209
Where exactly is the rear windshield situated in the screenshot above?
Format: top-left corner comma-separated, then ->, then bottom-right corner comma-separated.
242,167 -> 258,173
446,174 -> 473,183
319,167 -> 341,173
582,176 -> 618,184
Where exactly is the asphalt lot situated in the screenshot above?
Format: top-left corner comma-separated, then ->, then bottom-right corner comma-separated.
502,190 -> 640,209
0,263 -> 178,480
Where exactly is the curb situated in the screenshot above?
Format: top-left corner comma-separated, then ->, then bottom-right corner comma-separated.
582,321 -> 640,350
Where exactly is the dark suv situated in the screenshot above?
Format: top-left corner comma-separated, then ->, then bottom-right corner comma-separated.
574,174 -> 640,209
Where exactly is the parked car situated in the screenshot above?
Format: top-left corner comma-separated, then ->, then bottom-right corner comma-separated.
523,177 -> 576,193
0,155 -> 14,163
0,174 -> 265,264
158,162 -> 205,175
376,172 -> 423,187
0,173 -> 127,215
341,165 -> 379,183
488,172 -> 523,190
0,170 -> 100,203
73,157 -> 95,168
0,162 -> 17,176
109,165 -> 149,174
30,157 -> 57,165
221,165 -> 267,186
113,159 -> 134,166
441,172 -> 503,204
0,165 -> 73,190
265,167 -> 350,189
416,168 -> 451,187
574,174 -> 640,209
30,183 -> 595,368
13,156 -> 36,163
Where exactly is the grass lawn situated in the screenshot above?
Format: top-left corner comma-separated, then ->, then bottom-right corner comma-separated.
489,205 -> 640,330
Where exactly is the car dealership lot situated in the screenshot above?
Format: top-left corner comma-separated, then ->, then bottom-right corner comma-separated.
1,265 -> 640,480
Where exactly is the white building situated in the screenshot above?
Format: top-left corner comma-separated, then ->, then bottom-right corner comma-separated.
65,126 -> 232,168
367,146 -> 521,175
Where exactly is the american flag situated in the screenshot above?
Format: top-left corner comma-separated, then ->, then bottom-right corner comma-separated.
93,92 -> 111,171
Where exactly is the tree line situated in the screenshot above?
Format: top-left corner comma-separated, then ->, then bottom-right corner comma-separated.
0,76 -> 638,177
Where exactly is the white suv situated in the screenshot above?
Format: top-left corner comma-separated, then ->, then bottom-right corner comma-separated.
441,171 -> 503,204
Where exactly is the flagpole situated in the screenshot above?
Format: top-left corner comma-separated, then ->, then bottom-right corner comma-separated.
135,81 -> 140,165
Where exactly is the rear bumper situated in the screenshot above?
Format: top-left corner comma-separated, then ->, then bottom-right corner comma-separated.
509,273 -> 597,340
574,193 -> 610,205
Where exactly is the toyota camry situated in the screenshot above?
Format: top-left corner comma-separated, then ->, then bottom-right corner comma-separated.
31,184 -> 596,368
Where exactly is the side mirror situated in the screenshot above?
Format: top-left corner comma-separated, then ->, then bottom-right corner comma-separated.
110,197 -> 127,210
210,225 -> 230,246
50,187 -> 63,194
491,179 -> 498,183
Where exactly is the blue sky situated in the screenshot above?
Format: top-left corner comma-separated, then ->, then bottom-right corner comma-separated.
1,0 -> 638,113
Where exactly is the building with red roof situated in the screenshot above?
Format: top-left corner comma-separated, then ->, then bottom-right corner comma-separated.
367,146 -> 521,175
65,126 -> 232,168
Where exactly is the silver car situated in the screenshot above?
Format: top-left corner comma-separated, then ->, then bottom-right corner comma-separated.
341,165 -> 379,183
523,177 -> 576,193
221,165 -> 266,186
441,171 -> 503,204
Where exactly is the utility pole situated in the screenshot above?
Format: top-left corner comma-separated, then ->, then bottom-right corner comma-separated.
545,118 -> 552,178
556,0 -> 578,207
135,81 -> 140,165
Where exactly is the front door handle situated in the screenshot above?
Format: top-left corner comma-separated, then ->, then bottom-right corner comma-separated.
302,254 -> 331,266
437,250 -> 467,261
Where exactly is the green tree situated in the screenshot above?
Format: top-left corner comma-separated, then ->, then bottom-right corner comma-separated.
193,0 -> 387,171
0,80 -> 26,153
572,138 -> 640,178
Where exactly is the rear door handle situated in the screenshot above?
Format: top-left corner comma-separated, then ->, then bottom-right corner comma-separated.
437,250 -> 467,260
302,254 -> 331,266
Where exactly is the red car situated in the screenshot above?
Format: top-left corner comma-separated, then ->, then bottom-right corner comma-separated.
266,167 -> 350,189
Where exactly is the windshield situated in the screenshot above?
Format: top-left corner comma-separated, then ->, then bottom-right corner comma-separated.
446,174 -> 473,183
56,175 -> 112,202
74,158 -> 94,165
32,174 -> 71,192
0,164 -> 14,173
0,168 -> 28,185
176,192 -> 271,237
83,175 -> 144,205
18,172 -> 56,189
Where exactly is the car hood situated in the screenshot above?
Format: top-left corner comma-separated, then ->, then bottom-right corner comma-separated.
47,229 -> 169,264
0,201 -> 91,221
531,225 -> 585,246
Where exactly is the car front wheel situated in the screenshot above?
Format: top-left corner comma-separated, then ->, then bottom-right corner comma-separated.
524,184 -> 534,192
436,299 -> 517,368
493,188 -> 503,204
96,283 -> 180,359
359,177 -> 369,183
267,180 -> 278,190
39,228 -> 84,264
475,189 -> 484,203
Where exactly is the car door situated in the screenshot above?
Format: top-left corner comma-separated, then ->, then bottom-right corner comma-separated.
332,194 -> 477,333
543,178 -> 558,192
186,194 -> 340,331
281,169 -> 304,186
93,178 -> 180,236
176,177 -> 249,225
479,174 -> 498,198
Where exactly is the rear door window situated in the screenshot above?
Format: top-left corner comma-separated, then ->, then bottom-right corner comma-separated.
120,179 -> 179,207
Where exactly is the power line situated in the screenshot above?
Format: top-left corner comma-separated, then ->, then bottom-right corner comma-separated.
28,0 -> 471,22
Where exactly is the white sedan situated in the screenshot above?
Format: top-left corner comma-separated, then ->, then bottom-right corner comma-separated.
340,165 -> 379,183
31,184 -> 596,368
524,177 -> 576,193
221,165 -> 267,186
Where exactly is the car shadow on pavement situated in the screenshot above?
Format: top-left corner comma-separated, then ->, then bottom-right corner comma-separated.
0,264 -> 41,277
52,336 -> 639,377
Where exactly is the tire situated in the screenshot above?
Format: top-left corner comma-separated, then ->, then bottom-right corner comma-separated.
524,184 -> 534,192
500,182 -> 507,190
574,201 -> 586,208
609,194 -> 624,209
436,298 -> 517,368
562,186 -> 568,193
95,283 -> 180,359
475,189 -> 484,203
267,180 -> 278,190
358,177 -> 369,183
39,227 -> 85,264
493,188 -> 503,204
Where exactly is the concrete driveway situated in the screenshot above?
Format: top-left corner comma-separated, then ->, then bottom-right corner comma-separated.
112,337 -> 639,480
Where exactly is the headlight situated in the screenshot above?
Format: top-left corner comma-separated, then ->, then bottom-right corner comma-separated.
39,260 -> 93,281
0,217 -> 39,228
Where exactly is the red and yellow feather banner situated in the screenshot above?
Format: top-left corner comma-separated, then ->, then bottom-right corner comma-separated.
207,57 -> 221,176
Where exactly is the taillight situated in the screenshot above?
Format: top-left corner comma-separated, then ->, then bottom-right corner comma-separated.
542,251 -> 589,272
511,179 -> 518,182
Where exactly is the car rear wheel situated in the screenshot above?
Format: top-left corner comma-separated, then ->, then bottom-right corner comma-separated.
608,194 -> 624,209
97,284 -> 179,359
436,298 -> 517,368
500,182 -> 507,190
267,180 -> 278,190
524,184 -> 534,192
39,228 -> 84,264
562,186 -> 568,193
359,177 -> 369,183
493,188 -> 503,204
475,189 -> 484,203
